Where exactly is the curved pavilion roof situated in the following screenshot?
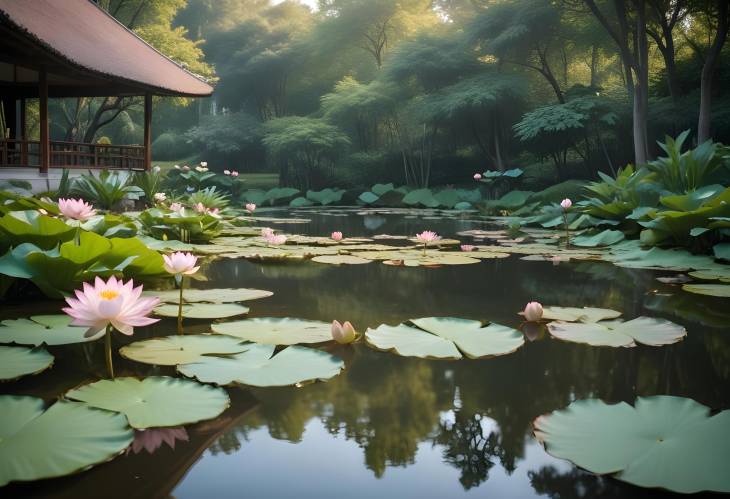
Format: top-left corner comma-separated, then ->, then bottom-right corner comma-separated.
0,0 -> 213,97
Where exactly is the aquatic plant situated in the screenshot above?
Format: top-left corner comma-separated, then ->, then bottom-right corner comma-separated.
162,252 -> 200,333
560,198 -> 572,247
331,231 -> 343,241
245,203 -> 256,213
58,198 -> 96,222
331,320 -> 356,344
522,301 -> 543,322
415,230 -> 441,255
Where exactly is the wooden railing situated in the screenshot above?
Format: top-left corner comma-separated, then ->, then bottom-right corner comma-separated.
0,139 -> 146,170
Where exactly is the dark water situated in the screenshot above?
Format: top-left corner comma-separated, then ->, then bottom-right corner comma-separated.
3,208 -> 730,499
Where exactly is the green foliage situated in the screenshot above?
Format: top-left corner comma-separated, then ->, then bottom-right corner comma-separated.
133,168 -> 165,207
138,207 -> 221,243
71,171 -> 143,210
186,112 -> 262,155
187,186 -> 230,209
152,132 -> 193,160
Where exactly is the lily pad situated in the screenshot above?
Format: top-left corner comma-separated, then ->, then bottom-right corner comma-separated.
0,346 -> 54,381
533,396 -> 730,493
572,230 -> 625,247
65,376 -> 230,429
365,317 -> 524,360
0,396 -> 133,486
682,283 -> 730,297
546,317 -> 686,347
177,344 -> 344,387
211,317 -> 333,345
146,288 -> 273,304
0,315 -> 95,346
311,255 -> 371,265
119,334 -> 248,366
154,303 -> 250,319
541,307 -> 622,323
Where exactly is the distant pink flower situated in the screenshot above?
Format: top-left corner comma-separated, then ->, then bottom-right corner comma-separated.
163,252 -> 200,276
332,320 -> 356,344
58,198 -> 96,221
551,256 -> 563,266
128,427 -> 189,455
261,227 -> 274,238
245,203 -> 256,213
181,165 -> 190,172
169,202 -> 183,212
208,207 -> 220,216
331,231 -> 343,241
473,173 -> 482,180
415,231 -> 441,244
153,192 -> 167,203
461,244 -> 475,252
560,198 -> 572,210
266,234 -> 287,245
62,276 -> 159,338
224,170 -> 231,175
522,302 -> 544,322
194,202 -> 206,214
231,171 -> 239,177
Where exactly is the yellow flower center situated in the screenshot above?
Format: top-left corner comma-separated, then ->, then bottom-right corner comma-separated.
99,290 -> 119,301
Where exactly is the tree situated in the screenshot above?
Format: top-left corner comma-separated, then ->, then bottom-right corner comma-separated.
646,0 -> 689,104
696,0 -> 729,142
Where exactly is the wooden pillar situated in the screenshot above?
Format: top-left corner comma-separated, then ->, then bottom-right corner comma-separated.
39,68 -> 49,173
143,92 -> 152,171
20,98 -> 27,165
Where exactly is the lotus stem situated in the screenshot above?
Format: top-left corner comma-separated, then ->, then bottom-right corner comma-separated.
177,276 -> 184,334
75,225 -> 81,246
422,243 -> 426,256
105,324 -> 115,379
563,213 -> 570,248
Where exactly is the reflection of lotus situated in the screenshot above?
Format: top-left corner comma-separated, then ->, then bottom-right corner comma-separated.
521,322 -> 545,342
363,215 -> 386,230
128,427 -> 189,455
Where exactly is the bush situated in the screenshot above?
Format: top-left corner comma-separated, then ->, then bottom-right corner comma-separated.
152,131 -> 193,160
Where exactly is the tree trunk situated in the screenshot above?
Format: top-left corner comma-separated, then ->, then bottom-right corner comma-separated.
698,0 -> 729,143
633,0 -> 650,164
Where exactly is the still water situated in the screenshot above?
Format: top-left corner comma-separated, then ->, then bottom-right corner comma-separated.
3,209 -> 729,498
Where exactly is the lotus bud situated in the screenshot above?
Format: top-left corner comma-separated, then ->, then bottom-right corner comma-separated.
245,203 -> 256,213
224,170 -> 231,175
523,301 -> 544,322
331,231 -> 343,241
560,198 -> 572,210
332,320 -> 356,344
473,173 -> 482,180
231,171 -> 239,177
460,244 -> 475,252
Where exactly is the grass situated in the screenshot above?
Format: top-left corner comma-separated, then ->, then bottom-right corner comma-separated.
152,157 -> 280,190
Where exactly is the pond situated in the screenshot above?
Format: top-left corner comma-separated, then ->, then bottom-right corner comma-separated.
2,208 -> 729,499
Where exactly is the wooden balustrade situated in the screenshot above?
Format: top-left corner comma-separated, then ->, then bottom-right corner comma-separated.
0,139 -> 146,170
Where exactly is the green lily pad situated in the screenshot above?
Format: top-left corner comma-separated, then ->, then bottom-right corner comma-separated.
154,303 -> 250,319
365,317 -> 524,360
311,255 -> 371,265
211,317 -> 333,345
546,317 -> 686,347
0,346 -> 54,381
177,344 -> 344,387
65,376 -> 230,429
682,283 -> 730,297
542,307 -> 622,323
534,396 -> 730,493
0,396 -> 133,486
119,334 -> 248,366
0,315 -> 96,346
146,288 -> 273,304
572,229 -> 625,247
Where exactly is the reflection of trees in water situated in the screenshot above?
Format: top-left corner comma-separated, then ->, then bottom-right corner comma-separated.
529,466 -> 628,499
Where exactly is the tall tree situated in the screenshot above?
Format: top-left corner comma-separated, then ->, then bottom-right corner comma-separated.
697,0 -> 729,142
646,0 -> 688,104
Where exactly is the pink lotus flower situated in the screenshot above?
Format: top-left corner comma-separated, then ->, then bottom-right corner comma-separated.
169,202 -> 184,212
261,227 -> 274,238
461,244 -> 475,252
208,207 -> 220,216
332,320 -> 356,344
560,198 -> 572,210
163,252 -> 200,277
522,301 -> 544,322
194,202 -> 206,214
128,427 -> 189,455
473,173 -> 482,180
415,231 -> 441,244
63,276 -> 159,338
58,198 -> 96,221
331,231 -> 343,241
245,203 -> 256,213
266,234 -> 287,245
182,165 -> 190,172
231,171 -> 239,177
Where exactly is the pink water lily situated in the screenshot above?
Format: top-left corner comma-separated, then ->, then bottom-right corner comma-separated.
245,203 -> 256,213
331,231 -> 343,241
266,234 -> 287,245
521,301 -> 544,322
461,244 -> 475,252
163,252 -> 200,276
231,171 -> 239,177
415,230 -> 440,244
169,202 -> 184,212
63,276 -> 159,339
560,198 -> 572,210
473,173 -> 482,180
332,320 -> 357,344
261,227 -> 274,238
58,198 -> 96,221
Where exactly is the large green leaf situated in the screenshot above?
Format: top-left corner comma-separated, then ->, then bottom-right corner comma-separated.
365,317 -> 524,360
154,303 -> 250,319
177,344 -> 344,387
65,376 -> 230,429
542,307 -> 622,323
145,287 -> 273,304
402,188 -> 440,208
0,396 -> 133,486
119,334 -> 248,365
547,317 -> 686,347
211,317 -> 333,345
0,210 -> 74,250
0,345 -> 54,381
311,254 -> 371,265
572,230 -> 625,247
682,283 -> 730,297
0,315 -> 96,346
534,396 -> 730,493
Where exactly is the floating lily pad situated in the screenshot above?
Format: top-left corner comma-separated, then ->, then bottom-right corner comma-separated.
65,376 -> 230,429
145,288 -> 273,304
119,334 -> 248,366
547,317 -> 686,347
0,396 -> 133,486
534,396 -> 730,493
211,317 -> 333,345
572,230 -> 625,247
311,254 -> 371,265
542,307 -> 622,323
154,303 -> 249,319
0,346 -> 54,381
682,283 -> 730,297
365,317 -> 524,360
177,344 -> 344,387
0,315 -> 95,346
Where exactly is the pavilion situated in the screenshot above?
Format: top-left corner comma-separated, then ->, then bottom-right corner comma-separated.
0,0 -> 212,183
